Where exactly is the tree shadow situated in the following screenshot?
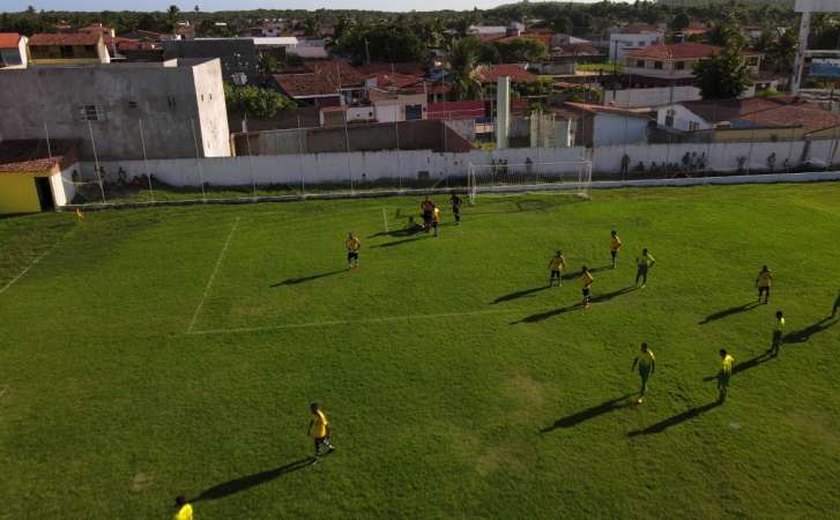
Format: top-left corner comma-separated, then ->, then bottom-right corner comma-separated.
270,270 -> 343,287
698,302 -> 759,325
511,286 -> 637,324
373,236 -> 428,248
627,400 -> 722,437
784,316 -> 838,344
541,394 -> 635,433
492,286 -> 550,304
191,457 -> 313,502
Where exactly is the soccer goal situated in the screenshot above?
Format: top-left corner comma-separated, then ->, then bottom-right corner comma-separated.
466,159 -> 592,204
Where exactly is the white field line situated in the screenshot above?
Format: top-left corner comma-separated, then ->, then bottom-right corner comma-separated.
0,385 -> 8,399
188,306 -> 524,335
187,217 -> 241,333
0,227 -> 76,297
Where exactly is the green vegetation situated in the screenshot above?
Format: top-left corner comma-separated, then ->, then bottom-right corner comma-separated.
2,184 -> 839,518
223,84 -> 294,120
577,61 -> 623,74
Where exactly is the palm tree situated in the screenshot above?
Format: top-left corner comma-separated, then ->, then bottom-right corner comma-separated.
448,36 -> 484,101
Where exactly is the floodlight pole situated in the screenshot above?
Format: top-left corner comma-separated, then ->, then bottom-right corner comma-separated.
87,120 -> 106,203
791,10 -> 811,97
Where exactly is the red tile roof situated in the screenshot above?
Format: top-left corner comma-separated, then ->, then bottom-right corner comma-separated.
273,61 -> 365,98
740,103 -> 840,135
475,64 -> 537,84
0,33 -> 21,49
370,72 -> 423,90
628,42 -> 721,60
304,60 -> 365,86
681,97 -> 792,123
427,99 -> 528,120
493,32 -> 552,47
0,140 -> 78,174
29,32 -> 101,46
356,62 -> 426,77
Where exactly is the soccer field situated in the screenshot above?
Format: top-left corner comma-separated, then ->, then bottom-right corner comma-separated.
1,183 -> 839,518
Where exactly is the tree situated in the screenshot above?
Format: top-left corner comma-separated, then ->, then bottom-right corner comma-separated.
693,43 -> 749,100
448,36 -> 484,101
333,23 -> 427,64
671,12 -> 690,32
224,83 -> 293,120
494,38 -> 548,63
548,15 -> 572,34
166,5 -> 180,35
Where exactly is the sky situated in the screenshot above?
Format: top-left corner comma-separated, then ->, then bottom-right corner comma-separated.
4,0 -> 609,14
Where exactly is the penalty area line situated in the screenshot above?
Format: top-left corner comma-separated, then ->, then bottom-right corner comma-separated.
0,227 -> 76,297
188,307 -> 528,336
187,217 -> 241,333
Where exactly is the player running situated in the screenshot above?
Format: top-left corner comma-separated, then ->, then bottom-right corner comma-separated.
307,402 -> 335,463
635,248 -> 656,288
345,232 -> 361,269
770,310 -> 785,357
755,265 -> 773,305
610,230 -> 623,269
631,342 -> 656,404
580,265 -> 594,309
450,193 -> 463,225
172,496 -> 193,520
548,250 -> 567,287
421,197 -> 435,232
718,349 -> 735,402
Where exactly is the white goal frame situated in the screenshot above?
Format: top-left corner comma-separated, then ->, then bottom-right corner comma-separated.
467,160 -> 593,204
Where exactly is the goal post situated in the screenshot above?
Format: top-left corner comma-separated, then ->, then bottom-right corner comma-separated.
467,159 -> 592,203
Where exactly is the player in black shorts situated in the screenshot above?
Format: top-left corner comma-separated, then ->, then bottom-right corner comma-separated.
450,193 -> 462,225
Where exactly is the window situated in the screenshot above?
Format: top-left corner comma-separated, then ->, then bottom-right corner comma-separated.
60,45 -> 74,58
406,104 -> 423,121
636,60 -> 645,68
128,101 -> 138,109
78,104 -> 104,121
665,115 -> 674,127
689,121 -> 699,131
675,61 -> 685,70
167,96 -> 177,109
653,61 -> 663,70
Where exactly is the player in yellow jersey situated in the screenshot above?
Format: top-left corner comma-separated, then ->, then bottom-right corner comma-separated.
75,207 -> 85,222
770,310 -> 786,357
307,402 -> 335,462
345,232 -> 361,269
432,206 -> 441,237
755,265 -> 773,305
631,342 -> 656,404
548,250 -> 567,287
718,349 -> 735,402
635,248 -> 655,288
172,496 -> 193,520
580,266 -> 594,309
610,230 -> 622,269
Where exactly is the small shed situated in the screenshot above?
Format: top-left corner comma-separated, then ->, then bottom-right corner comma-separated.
0,139 -> 79,214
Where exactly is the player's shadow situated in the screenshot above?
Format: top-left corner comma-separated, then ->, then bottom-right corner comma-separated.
627,400 -> 722,437
699,302 -> 759,325
374,235 -> 428,248
512,286 -> 637,324
784,316 -> 838,344
367,227 -> 422,239
561,265 -> 612,280
541,393 -> 635,433
192,457 -> 313,502
270,270 -> 343,287
701,351 -> 775,383
492,286 -> 550,304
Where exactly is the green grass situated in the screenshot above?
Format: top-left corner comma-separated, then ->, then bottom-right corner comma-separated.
1,183 -> 839,519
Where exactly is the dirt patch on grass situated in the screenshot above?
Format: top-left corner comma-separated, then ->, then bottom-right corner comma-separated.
503,371 -> 546,412
131,472 -> 154,492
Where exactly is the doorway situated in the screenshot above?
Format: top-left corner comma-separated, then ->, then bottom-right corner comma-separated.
34,177 -> 55,211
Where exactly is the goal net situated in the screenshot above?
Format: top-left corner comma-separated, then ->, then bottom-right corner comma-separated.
466,160 -> 592,204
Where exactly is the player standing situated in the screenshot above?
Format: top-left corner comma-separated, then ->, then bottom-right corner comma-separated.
421,197 -> 435,232
432,206 -> 441,237
548,250 -> 567,287
755,265 -> 773,305
172,496 -> 193,520
307,402 -> 335,463
450,193 -> 463,225
580,266 -> 594,309
610,230 -> 623,269
630,342 -> 656,404
635,248 -> 656,288
770,310 -> 785,357
345,232 -> 361,269
718,349 -> 735,402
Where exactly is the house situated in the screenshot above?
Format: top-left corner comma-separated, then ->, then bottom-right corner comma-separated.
271,61 -> 366,107
654,97 -> 840,142
0,33 -> 28,69
28,33 -> 110,66
475,64 -> 537,85
0,59 -> 230,161
288,38 -> 328,59
0,139 -> 78,214
624,42 -> 762,80
164,38 -> 260,84
79,23 -> 116,39
609,26 -> 664,62
467,25 -> 509,40
559,102 -> 652,147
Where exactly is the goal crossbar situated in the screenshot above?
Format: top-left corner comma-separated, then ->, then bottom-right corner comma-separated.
467,160 -> 592,203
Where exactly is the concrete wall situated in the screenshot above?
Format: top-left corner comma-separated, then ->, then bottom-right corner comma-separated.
593,113 -> 649,146
0,60 -> 230,161
163,39 -> 258,84
604,86 -> 701,108
49,165 -> 77,207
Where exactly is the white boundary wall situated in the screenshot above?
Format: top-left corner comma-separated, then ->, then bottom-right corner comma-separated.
80,139 -> 840,187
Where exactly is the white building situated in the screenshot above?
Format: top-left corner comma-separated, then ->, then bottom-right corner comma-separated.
0,33 -> 28,69
609,27 -> 664,62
